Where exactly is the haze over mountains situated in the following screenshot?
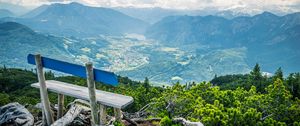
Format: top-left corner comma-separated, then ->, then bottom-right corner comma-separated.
0,2 -> 30,16
0,9 -> 14,18
0,2 -> 299,84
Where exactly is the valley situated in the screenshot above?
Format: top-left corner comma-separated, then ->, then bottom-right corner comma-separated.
0,21 -> 251,84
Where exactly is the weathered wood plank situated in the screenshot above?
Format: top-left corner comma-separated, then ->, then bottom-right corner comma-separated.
31,80 -> 134,109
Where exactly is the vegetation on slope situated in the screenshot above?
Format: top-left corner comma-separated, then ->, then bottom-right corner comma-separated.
0,64 -> 300,125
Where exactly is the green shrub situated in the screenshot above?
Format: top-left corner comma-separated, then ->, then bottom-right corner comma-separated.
0,93 -> 10,106
160,116 -> 173,126
113,120 -> 125,126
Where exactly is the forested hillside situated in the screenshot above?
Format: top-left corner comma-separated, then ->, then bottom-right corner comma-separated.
1,64 -> 300,125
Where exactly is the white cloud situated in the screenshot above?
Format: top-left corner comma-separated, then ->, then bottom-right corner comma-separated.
0,0 -> 71,7
1,0 -> 300,12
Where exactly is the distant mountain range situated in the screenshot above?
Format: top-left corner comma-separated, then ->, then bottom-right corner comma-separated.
0,21 -> 251,84
146,12 -> 300,45
114,7 -> 252,24
0,2 -> 299,84
1,2 -> 149,37
146,12 -> 300,73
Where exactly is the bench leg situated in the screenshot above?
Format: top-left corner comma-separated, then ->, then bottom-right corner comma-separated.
35,54 -> 54,125
114,108 -> 122,121
41,104 -> 47,125
99,104 -> 107,125
57,94 -> 64,119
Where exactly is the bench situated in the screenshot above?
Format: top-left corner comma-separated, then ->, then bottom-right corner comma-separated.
27,54 -> 134,126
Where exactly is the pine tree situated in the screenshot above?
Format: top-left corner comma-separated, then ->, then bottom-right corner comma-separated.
287,73 -> 300,98
250,63 -> 262,80
143,77 -> 150,93
273,67 -> 283,81
2,65 -> 7,72
249,63 -> 264,92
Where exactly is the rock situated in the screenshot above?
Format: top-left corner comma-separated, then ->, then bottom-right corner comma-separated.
0,102 -> 34,126
173,117 -> 204,126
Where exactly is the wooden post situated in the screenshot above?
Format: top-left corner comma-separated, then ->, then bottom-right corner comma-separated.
86,62 -> 100,126
41,105 -> 46,125
35,54 -> 54,125
99,104 -> 107,125
57,94 -> 64,119
114,108 -> 122,121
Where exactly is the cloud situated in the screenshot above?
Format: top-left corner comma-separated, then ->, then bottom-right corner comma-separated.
0,0 -> 71,7
1,0 -> 300,12
77,0 -> 300,12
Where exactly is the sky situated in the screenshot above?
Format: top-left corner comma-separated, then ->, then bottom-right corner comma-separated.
1,0 -> 300,12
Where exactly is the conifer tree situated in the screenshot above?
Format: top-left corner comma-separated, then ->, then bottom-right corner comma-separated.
143,77 -> 150,93
249,63 -> 264,92
273,67 -> 283,81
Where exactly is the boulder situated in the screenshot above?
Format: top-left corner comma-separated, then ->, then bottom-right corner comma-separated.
0,102 -> 34,126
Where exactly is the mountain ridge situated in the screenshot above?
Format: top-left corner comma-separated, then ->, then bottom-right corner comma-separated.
0,22 -> 72,68
145,11 -> 300,73
1,2 -> 149,37
0,9 -> 14,18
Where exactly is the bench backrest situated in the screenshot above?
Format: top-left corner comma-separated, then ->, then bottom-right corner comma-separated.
27,54 -> 118,86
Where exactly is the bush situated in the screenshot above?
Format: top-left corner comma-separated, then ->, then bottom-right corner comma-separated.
0,93 -> 10,106
160,116 -> 173,126
113,120 -> 125,126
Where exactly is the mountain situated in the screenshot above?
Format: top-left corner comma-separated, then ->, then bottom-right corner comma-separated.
145,12 -> 300,73
3,2 -> 149,37
146,12 -> 300,45
0,22 -> 72,67
114,7 -> 224,24
114,7 -> 186,24
114,7 -> 255,24
0,21 -> 251,84
0,9 -> 14,18
146,15 -> 231,46
1,11 -> 299,84
21,5 -> 49,18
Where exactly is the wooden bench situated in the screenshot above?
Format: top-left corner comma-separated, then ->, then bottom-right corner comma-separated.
27,54 -> 134,126
31,80 -> 133,109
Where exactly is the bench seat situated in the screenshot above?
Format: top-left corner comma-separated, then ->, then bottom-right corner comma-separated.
31,80 -> 133,109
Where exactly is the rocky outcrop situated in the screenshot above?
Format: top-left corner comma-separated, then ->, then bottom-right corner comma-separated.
0,102 -> 34,126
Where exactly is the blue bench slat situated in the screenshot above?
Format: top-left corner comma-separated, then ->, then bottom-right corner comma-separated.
27,54 -> 118,86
